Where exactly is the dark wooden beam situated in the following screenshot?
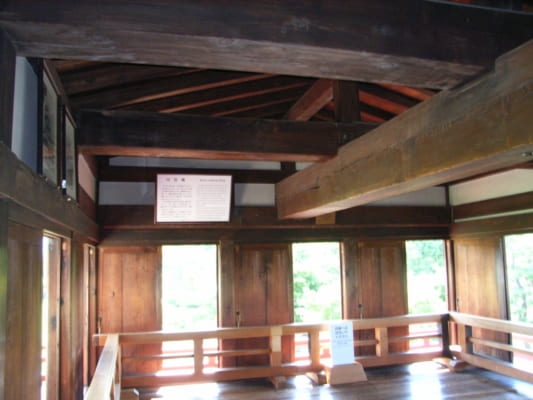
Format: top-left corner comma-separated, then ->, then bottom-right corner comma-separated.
453,191 -> 533,221
276,41 -> 533,219
451,212 -> 533,238
334,80 -> 361,123
284,79 -> 333,121
78,109 -> 376,161
99,166 -> 292,184
98,205 -> 450,229
70,70 -> 270,109
2,1 -> 533,88
0,30 -> 16,148
0,143 -> 98,241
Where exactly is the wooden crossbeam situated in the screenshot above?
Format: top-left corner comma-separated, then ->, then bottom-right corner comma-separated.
284,79 -> 333,121
78,110 -> 375,162
276,40 -> 533,219
2,1 -> 533,88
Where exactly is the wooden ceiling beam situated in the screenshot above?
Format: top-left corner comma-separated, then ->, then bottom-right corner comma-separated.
284,79 -> 333,121
276,40 -> 533,219
78,109 -> 375,162
378,83 -> 436,102
2,1 -> 532,88
69,70 -> 272,109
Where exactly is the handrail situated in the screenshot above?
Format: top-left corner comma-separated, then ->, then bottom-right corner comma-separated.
449,312 -> 533,384
84,334 -> 120,400
91,313 -> 447,390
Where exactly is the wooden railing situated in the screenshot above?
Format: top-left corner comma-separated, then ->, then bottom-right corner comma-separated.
450,312 -> 533,384
84,334 -> 121,400
90,313 -> 447,391
85,313 -> 533,397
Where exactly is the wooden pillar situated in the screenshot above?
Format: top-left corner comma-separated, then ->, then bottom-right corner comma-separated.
0,200 -> 8,399
0,30 -> 16,148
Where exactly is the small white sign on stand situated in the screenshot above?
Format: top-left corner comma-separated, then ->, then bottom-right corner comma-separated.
325,321 -> 367,385
330,321 -> 355,365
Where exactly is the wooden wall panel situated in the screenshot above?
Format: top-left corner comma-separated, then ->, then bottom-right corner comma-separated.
5,222 -> 42,400
98,247 -> 162,375
232,244 -> 294,366
453,238 -> 510,361
343,240 -> 408,355
0,30 -> 16,148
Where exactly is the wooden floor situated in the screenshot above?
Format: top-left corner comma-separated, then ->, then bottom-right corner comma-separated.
139,362 -> 533,400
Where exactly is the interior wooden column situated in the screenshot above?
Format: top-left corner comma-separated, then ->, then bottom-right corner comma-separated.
343,240 -> 408,356
0,30 -> 16,148
5,222 -> 42,400
98,247 -> 162,375
453,237 -> 511,361
0,200 -> 8,399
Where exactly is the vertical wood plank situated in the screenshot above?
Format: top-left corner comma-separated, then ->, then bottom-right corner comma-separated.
0,200 -> 8,399
46,235 -> 61,400
193,338 -> 204,376
333,80 -> 360,123
6,222 -> 42,400
87,245 -> 98,378
0,30 -> 16,148
454,238 -> 511,361
309,330 -> 321,368
218,240 -> 237,367
341,238 -> 359,320
375,327 -> 389,357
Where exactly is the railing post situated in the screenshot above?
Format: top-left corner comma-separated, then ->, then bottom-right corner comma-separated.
375,327 -> 388,357
270,326 -> 282,367
441,313 -> 452,358
310,329 -> 321,368
194,338 -> 204,376
457,323 -> 473,355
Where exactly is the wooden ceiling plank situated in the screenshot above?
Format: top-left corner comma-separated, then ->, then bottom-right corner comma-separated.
69,70 -> 273,109
186,86 -> 308,117
116,76 -> 311,113
284,79 -> 333,121
3,1 -> 532,88
78,109 -> 375,162
276,40 -> 533,219
59,63 -> 197,95
378,83 -> 436,101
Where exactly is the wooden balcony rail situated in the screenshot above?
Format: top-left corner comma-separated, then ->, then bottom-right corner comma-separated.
90,313 -> 449,391
84,334 -> 121,400
450,312 -> 533,384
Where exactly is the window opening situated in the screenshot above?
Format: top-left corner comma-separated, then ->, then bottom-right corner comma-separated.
292,242 -> 341,363
161,244 -> 218,373
504,233 -> 533,370
405,240 -> 447,350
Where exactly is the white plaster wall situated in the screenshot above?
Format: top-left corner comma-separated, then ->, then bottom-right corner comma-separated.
11,57 -> 38,171
449,169 -> 533,206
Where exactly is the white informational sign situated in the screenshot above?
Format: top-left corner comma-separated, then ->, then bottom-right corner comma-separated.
330,321 -> 355,365
156,174 -> 232,223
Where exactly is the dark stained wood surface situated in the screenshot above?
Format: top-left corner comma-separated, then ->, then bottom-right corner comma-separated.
78,109 -> 365,162
3,1 -> 533,88
138,364 -> 533,400
0,201 -> 7,400
276,41 -> 533,219
453,191 -> 533,221
284,79 -> 333,121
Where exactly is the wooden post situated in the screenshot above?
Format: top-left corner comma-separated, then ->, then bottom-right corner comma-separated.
0,200 -> 8,399
375,327 -> 389,357
269,326 -> 282,367
194,338 -> 204,376
309,330 -> 321,368
0,30 -> 16,148
440,313 -> 452,358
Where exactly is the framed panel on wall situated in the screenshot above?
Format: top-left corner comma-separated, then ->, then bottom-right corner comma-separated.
64,109 -> 78,200
40,68 -> 60,185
